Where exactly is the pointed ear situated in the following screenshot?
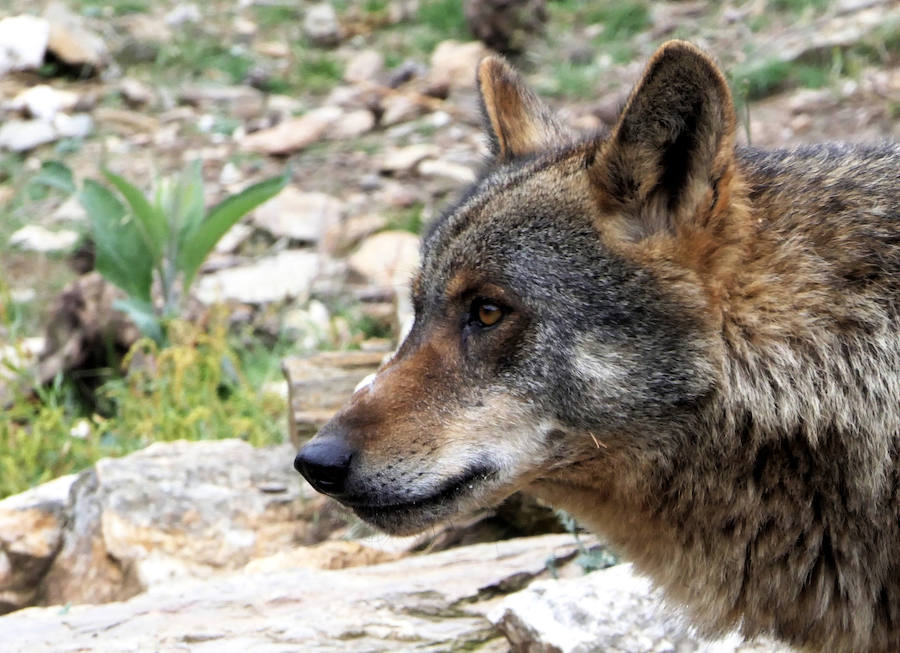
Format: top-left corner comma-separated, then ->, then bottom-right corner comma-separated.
477,56 -> 571,160
591,41 -> 737,238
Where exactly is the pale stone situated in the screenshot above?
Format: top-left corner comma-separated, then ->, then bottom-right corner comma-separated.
304,3 -> 341,46
0,120 -> 57,152
344,49 -> 384,84
53,112 -> 93,139
38,440 -> 340,607
212,222 -> 252,254
164,4 -> 201,26
326,108 -> 375,139
378,143 -> 439,174
321,212 -> 388,255
119,78 -> 155,107
0,534 -> 584,652
9,288 -> 36,303
348,230 -> 420,288
8,85 -> 79,121
380,93 -> 426,126
490,564 -> 786,653
51,196 -> 85,223
44,1 -> 108,68
9,225 -> 79,252
418,158 -> 477,184
0,474 -> 74,613
0,16 -> 50,76
429,40 -> 490,90
241,106 -> 343,155
195,250 -> 321,304
252,186 -> 344,243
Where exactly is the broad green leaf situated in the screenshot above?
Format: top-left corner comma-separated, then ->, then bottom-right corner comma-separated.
170,160 -> 206,234
178,172 -> 287,290
102,169 -> 167,262
79,180 -> 154,303
32,161 -> 75,195
113,298 -> 163,344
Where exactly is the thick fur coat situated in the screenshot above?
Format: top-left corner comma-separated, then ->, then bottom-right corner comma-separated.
296,41 -> 900,652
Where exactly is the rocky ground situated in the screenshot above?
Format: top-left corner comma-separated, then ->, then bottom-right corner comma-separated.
0,0 -> 898,650
0,438 -> 788,652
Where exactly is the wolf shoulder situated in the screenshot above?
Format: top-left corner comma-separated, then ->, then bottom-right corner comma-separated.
737,141 -> 899,208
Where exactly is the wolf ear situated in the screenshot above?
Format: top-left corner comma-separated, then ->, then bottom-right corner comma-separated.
477,56 -> 571,160
592,41 -> 737,238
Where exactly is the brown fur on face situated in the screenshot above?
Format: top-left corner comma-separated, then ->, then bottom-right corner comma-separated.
297,41 -> 900,652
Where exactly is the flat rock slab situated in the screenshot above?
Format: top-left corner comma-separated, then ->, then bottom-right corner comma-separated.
491,564 -> 790,653
283,350 -> 386,447
195,250 -> 321,305
1,534 -> 585,653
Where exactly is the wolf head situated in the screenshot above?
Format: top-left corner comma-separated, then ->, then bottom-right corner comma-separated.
295,41 -> 741,535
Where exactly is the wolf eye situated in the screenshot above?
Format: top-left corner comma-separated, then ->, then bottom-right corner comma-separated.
472,300 -> 504,328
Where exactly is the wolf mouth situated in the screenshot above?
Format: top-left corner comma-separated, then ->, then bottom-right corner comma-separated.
344,466 -> 497,529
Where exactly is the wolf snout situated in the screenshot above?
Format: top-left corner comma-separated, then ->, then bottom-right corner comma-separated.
294,434 -> 355,497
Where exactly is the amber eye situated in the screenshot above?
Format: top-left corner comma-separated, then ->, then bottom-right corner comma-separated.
475,301 -> 504,328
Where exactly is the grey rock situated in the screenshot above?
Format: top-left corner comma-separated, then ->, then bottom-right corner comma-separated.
321,212 -> 388,255
119,78 -> 156,107
490,564 -> 790,653
344,49 -> 384,84
304,3 -> 342,47
0,119 -> 57,152
429,40 -> 491,91
0,533 -> 585,652
53,112 -> 92,139
380,93 -> 427,126
348,230 -> 420,288
0,475 -> 74,614
418,158 -> 477,185
7,85 -> 80,121
327,108 -> 376,139
195,250 -> 321,304
50,196 -> 87,223
164,4 -> 201,26
252,186 -> 344,243
241,106 -> 343,155
377,143 -> 439,174
37,440 -> 344,607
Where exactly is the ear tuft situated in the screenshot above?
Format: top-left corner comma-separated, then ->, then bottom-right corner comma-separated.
592,40 -> 737,237
477,56 -> 571,160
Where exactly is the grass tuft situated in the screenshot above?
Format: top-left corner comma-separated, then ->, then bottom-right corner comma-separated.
0,310 -> 286,500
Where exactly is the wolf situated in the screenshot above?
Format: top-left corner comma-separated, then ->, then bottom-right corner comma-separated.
295,40 -> 900,652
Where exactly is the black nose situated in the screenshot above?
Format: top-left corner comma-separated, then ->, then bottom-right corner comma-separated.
294,436 -> 354,497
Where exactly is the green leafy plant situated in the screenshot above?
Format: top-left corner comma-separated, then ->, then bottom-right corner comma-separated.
78,163 -> 287,343
0,310 -> 287,500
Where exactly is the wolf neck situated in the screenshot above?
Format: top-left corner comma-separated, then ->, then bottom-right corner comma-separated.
533,147 -> 900,649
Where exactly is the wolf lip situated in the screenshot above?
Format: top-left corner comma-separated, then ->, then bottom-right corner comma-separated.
342,466 -> 496,516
